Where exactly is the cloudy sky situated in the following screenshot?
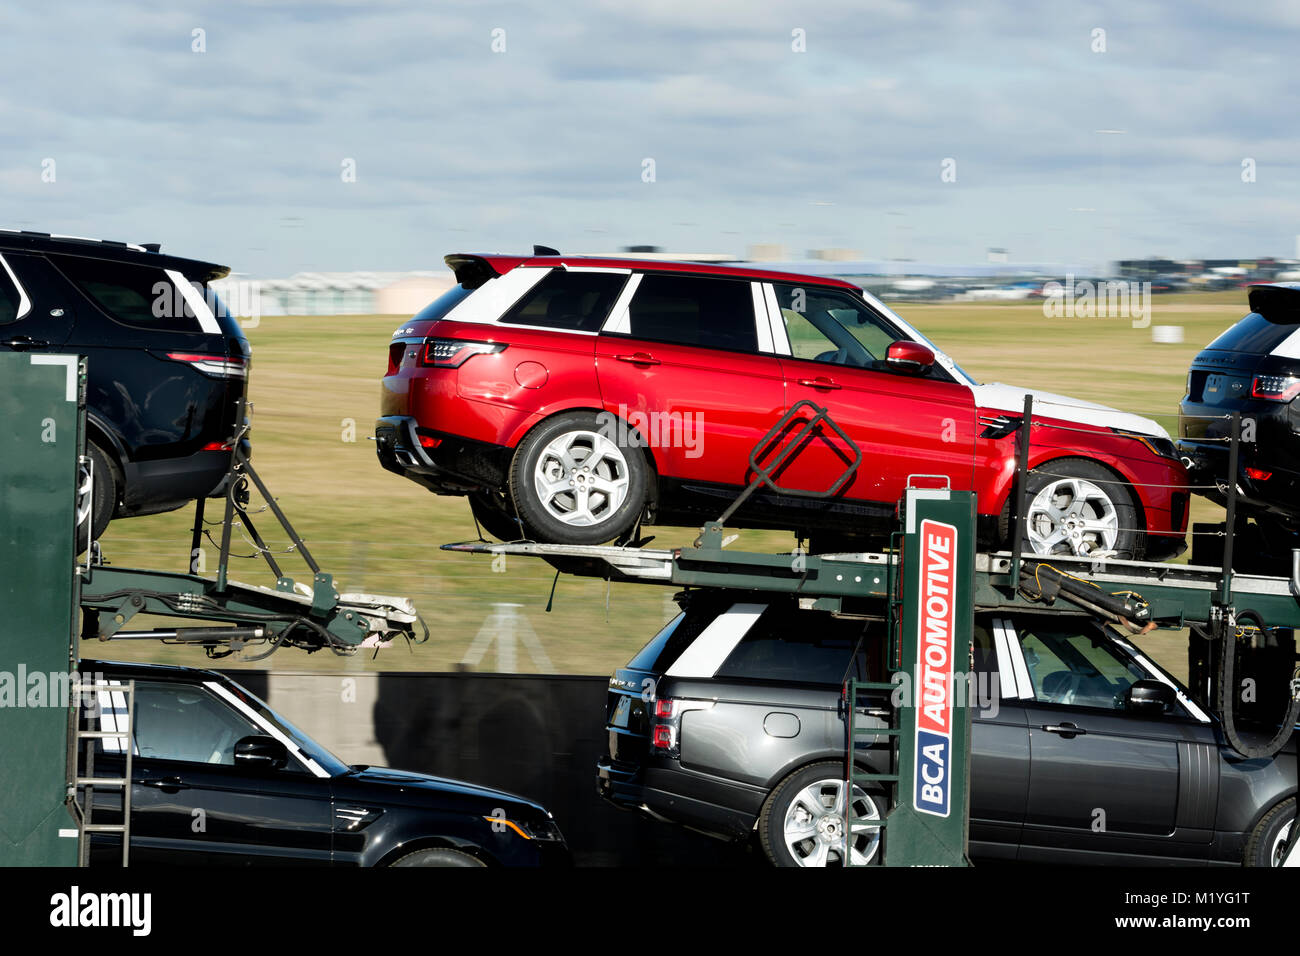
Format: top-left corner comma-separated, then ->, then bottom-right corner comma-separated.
3,0 -> 1298,276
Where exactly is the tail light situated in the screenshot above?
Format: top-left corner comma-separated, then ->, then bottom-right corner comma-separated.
1250,375 -> 1300,402
166,353 -> 247,379
1244,466 -> 1273,481
420,339 -> 506,368
654,699 -> 675,718
387,342 -> 407,374
651,726 -> 675,750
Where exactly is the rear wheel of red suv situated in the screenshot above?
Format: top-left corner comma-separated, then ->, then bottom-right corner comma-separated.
509,411 -> 648,545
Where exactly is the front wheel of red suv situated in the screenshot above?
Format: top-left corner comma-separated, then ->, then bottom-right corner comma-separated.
1003,458 -> 1139,559
509,411 -> 648,545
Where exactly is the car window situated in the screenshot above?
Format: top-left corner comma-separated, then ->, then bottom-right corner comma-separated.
771,282 -> 899,365
1206,312 -> 1299,355
126,681 -> 260,765
1018,624 -> 1146,710
714,605 -> 874,684
412,283 -> 475,323
54,255 -> 203,332
623,273 -> 757,352
499,269 -> 627,332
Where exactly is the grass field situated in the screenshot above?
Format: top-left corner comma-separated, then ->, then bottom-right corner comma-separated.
90,290 -> 1251,679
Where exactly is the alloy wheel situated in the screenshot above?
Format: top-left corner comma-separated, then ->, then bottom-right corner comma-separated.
782,778 -> 881,867
1026,476 -> 1120,556
531,430 -> 631,528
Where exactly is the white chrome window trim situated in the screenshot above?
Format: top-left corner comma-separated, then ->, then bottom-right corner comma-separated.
665,603 -> 768,679
205,681 -> 330,777
761,283 -> 791,355
600,272 -> 643,335
750,282 -> 774,353
0,253 -> 33,320
439,265 -> 550,329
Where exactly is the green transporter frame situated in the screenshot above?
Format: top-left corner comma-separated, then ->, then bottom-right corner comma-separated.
0,352 -> 84,865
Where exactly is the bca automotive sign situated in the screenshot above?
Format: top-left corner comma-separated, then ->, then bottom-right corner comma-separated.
914,518 -> 957,817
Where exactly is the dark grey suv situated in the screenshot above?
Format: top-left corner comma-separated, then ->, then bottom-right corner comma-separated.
597,593 -> 1297,867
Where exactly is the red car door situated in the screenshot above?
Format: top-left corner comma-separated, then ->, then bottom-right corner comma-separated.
762,281 -> 977,505
594,272 -> 786,488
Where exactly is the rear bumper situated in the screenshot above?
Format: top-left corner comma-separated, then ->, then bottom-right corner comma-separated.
1180,395 -> 1300,518
596,756 -> 762,841
118,440 -> 246,518
374,415 -> 510,495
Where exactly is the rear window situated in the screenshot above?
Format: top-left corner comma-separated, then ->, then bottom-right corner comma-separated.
625,273 -> 757,352
498,269 -> 627,332
412,284 -> 475,323
1205,312 -> 1300,356
627,602 -> 726,674
715,605 -> 874,685
55,255 -> 205,333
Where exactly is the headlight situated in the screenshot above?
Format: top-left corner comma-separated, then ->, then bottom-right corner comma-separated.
483,813 -> 565,842
1112,428 -> 1179,460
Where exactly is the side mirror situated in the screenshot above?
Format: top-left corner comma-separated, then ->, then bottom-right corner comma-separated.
234,734 -> 289,770
1125,680 -> 1175,714
885,340 -> 935,373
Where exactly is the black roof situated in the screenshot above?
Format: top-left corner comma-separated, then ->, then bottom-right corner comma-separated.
78,657 -> 230,684
0,229 -> 230,281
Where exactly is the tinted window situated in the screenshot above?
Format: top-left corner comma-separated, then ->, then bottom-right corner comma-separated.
1205,312 -> 1300,355
412,283 -> 475,323
130,681 -> 259,765
1018,624 -> 1146,709
500,269 -> 627,332
625,274 -> 757,351
55,255 -> 200,332
715,605 -> 873,684
0,257 -> 21,324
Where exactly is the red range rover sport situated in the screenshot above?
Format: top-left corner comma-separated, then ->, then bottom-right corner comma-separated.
376,251 -> 1188,558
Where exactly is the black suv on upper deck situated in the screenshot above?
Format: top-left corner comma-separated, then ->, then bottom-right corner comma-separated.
0,231 -> 251,544
1180,284 -> 1300,557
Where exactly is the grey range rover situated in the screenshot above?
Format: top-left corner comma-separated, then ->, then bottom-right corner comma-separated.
596,592 -> 1296,867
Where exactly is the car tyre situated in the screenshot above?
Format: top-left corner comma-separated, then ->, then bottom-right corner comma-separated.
1002,457 -> 1139,559
509,411 -> 647,545
1244,797 -> 1295,867
76,442 -> 116,555
389,847 -> 486,867
468,490 -> 526,542
759,760 -> 884,867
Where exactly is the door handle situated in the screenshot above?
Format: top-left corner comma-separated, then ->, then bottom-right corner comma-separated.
1,336 -> 49,351
614,352 -> 660,366
797,376 -> 841,390
142,776 -> 189,791
1041,723 -> 1086,738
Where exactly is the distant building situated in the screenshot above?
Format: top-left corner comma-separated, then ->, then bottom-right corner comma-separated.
210,271 -> 454,317
746,243 -> 789,262
808,248 -> 863,262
